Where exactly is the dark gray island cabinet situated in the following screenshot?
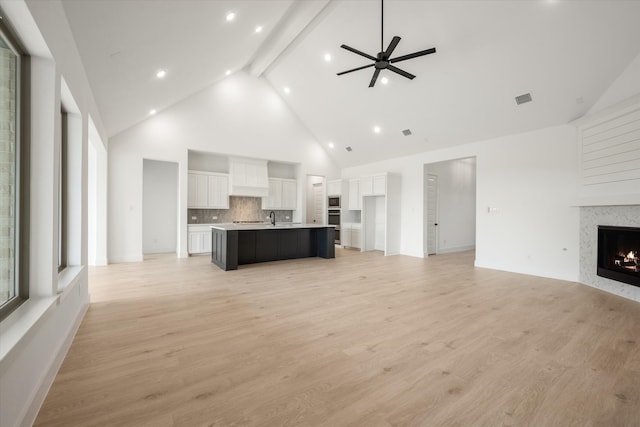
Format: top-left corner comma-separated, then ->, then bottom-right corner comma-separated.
210,224 -> 335,271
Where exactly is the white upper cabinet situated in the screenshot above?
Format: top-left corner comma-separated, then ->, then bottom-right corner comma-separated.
327,179 -> 342,196
373,174 -> 386,195
281,180 -> 297,210
188,172 -> 209,208
348,179 -> 361,210
207,174 -> 229,209
360,176 -> 373,196
264,178 -> 282,209
262,178 -> 297,210
359,174 -> 386,197
188,171 -> 229,209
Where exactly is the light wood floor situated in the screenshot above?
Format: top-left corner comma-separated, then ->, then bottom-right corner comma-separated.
35,249 -> 640,426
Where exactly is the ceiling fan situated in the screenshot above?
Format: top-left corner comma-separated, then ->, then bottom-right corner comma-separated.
337,0 -> 436,87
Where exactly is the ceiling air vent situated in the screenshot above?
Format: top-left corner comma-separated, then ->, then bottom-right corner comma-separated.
345,146 -> 353,152
402,129 -> 412,136
515,92 -> 533,105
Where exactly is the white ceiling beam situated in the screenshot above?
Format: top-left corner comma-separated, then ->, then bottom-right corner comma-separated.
249,0 -> 331,77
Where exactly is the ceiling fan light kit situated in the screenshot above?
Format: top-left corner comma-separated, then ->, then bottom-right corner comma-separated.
337,0 -> 436,87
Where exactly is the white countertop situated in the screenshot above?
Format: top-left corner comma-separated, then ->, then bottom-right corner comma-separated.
210,223 -> 335,231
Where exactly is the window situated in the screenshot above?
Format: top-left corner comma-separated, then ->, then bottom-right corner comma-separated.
0,12 -> 28,319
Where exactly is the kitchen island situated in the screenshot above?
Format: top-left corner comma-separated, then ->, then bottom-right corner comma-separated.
210,223 -> 335,271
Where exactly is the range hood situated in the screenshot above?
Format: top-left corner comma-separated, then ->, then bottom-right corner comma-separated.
228,157 -> 269,198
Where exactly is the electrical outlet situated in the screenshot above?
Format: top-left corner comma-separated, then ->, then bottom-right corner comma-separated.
212,216 -> 217,220
191,216 -> 197,220
285,215 -> 290,219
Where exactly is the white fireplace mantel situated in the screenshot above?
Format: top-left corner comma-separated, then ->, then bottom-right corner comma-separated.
574,195 -> 640,207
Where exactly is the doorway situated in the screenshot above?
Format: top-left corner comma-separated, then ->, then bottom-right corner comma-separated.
423,157 -> 476,257
143,159 -> 179,255
425,174 -> 438,255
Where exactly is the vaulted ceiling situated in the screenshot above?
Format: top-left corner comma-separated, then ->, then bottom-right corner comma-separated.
62,0 -> 640,168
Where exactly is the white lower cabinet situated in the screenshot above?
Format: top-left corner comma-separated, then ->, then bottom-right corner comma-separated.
342,223 -> 361,249
351,226 -> 361,249
188,225 -> 212,254
342,226 -> 351,247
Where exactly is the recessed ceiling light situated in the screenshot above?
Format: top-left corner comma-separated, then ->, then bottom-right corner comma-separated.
255,26 -> 263,33
373,126 -> 381,134
324,53 -> 332,62
284,87 -> 291,94
225,69 -> 232,76
226,12 -> 236,21
156,70 -> 166,79
328,142 -> 335,148
149,109 -> 157,116
380,76 -> 388,85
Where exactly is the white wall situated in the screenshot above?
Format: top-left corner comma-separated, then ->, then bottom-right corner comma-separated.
425,158 -> 476,254
0,1 -> 108,426
88,117 -> 108,266
589,51 -> 640,114
143,159 -> 178,254
187,150 -> 229,173
108,71 -> 340,262
343,124 -> 580,282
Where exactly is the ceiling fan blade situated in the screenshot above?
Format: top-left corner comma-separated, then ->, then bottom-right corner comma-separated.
389,47 -> 436,64
337,63 -> 375,76
341,44 -> 377,62
387,65 -> 415,80
369,69 -> 381,87
384,36 -> 401,59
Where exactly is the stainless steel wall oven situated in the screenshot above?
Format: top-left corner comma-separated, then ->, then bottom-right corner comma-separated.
328,209 -> 341,244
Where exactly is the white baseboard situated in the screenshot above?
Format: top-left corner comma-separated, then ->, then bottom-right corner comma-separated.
108,254 -> 143,263
437,244 -> 476,254
474,259 -> 579,282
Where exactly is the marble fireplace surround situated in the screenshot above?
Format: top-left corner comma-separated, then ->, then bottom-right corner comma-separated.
580,205 -> 640,302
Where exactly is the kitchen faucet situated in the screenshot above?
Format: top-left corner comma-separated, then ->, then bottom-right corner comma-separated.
269,211 -> 276,226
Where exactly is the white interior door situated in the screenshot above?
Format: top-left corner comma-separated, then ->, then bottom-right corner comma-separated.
311,182 -> 324,224
426,174 -> 438,255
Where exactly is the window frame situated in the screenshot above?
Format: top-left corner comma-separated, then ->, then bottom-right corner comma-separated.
58,110 -> 67,273
0,10 -> 30,321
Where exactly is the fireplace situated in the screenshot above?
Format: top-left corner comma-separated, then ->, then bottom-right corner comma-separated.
597,225 -> 640,287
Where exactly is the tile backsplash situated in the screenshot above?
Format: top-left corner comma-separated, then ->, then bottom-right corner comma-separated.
188,196 -> 293,224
